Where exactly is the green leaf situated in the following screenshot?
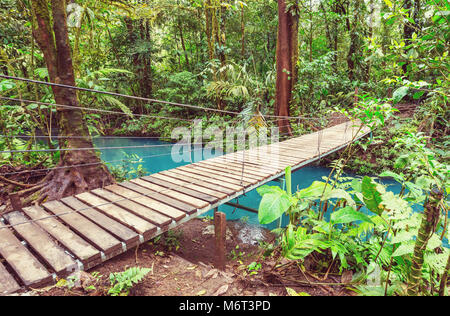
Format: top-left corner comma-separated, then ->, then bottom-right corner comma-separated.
258,191 -> 292,224
298,181 -> 329,199
331,206 -> 374,225
361,177 -> 383,215
413,91 -> 425,100
383,0 -> 393,8
285,166 -> 292,197
323,189 -> 356,207
393,86 -> 409,104
392,242 -> 415,257
286,287 -> 310,296
257,185 -> 284,196
379,171 -> 405,183
381,191 -> 409,213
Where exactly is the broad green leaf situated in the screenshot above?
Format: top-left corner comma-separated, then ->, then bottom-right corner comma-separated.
323,188 -> 356,207
392,242 -> 415,257
351,178 -> 362,192
285,166 -> 292,197
413,91 -> 425,99
379,171 -> 404,183
393,86 -> 409,104
258,191 -> 291,224
298,181 -> 329,199
391,230 -> 416,244
361,177 -> 383,215
331,206 -> 374,225
257,185 -> 284,197
381,191 -> 409,213
427,234 -> 442,251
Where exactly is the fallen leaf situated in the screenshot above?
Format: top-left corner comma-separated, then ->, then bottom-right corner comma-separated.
286,287 -> 310,296
213,284 -> 229,296
196,289 -> 207,296
204,269 -> 219,279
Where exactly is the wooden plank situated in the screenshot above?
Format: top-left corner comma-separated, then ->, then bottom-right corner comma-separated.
138,176 -> 217,205
75,192 -> 157,240
61,196 -> 140,249
191,163 -> 261,183
0,221 -> 52,287
169,168 -> 244,192
4,211 -> 76,276
160,170 -> 235,195
0,262 -> 21,294
199,160 -> 274,178
210,156 -> 280,173
221,152 -> 290,169
118,182 -> 197,215
90,188 -> 172,227
270,143 -> 328,154
234,152 -> 294,167
277,141 -> 336,152
246,150 -> 298,164
21,206 -> 101,265
194,161 -> 263,181
42,201 -> 122,256
151,172 -> 228,199
267,145 -> 317,158
214,161 -> 277,177
132,178 -> 211,209
105,184 -> 186,221
178,165 -> 252,187
218,151 -> 293,170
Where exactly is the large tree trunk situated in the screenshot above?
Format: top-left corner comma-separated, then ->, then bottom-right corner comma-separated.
275,0 -> 298,136
408,189 -> 442,295
30,0 -> 114,203
347,0 -> 360,82
402,0 -> 421,76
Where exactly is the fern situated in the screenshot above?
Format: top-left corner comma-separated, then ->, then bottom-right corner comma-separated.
108,267 -> 151,296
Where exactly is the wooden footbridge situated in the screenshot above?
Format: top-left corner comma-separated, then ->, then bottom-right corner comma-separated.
0,121 -> 370,294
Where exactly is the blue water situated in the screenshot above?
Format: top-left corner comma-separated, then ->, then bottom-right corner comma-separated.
93,138 -> 407,230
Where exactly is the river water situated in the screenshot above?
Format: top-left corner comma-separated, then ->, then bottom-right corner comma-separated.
94,137 -> 406,230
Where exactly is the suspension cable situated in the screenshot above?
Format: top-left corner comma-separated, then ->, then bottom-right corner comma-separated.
0,75 -> 322,121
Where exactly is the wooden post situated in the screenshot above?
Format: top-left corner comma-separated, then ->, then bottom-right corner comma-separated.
214,211 -> 226,270
8,193 -> 22,213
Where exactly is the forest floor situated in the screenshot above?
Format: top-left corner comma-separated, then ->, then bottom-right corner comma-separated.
2,105 -> 422,296
19,218 -> 355,297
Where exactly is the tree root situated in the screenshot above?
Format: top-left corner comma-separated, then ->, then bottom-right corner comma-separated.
0,175 -> 35,188
3,162 -> 115,209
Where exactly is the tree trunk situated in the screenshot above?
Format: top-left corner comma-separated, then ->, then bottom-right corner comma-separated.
178,20 -> 191,71
408,189 -> 442,295
241,4 -> 245,58
275,0 -> 298,136
30,0 -> 114,203
347,0 -> 360,82
204,0 -> 214,62
402,0 -> 421,76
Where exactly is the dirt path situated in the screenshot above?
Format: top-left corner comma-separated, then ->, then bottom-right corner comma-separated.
14,218 -> 353,297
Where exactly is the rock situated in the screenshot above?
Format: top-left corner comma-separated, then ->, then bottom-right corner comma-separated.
201,225 -> 233,240
341,270 -> 353,284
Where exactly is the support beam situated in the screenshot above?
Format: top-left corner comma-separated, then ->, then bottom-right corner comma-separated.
8,193 -> 22,214
214,211 -> 226,270
225,202 -> 258,214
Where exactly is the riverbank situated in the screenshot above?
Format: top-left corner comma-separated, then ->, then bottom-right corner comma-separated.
26,218 -> 354,297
